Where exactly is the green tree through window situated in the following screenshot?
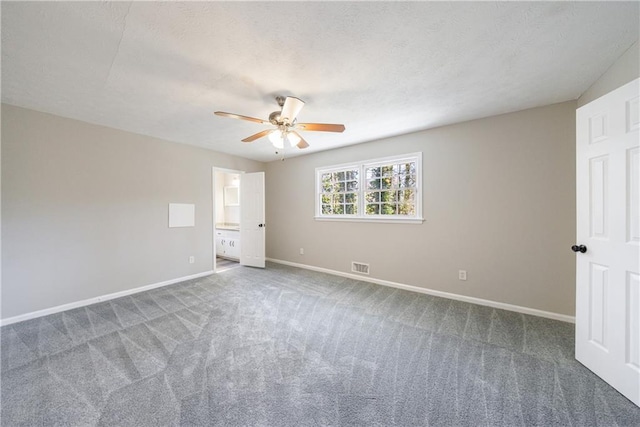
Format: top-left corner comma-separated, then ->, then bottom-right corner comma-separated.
365,162 -> 416,216
320,169 -> 358,215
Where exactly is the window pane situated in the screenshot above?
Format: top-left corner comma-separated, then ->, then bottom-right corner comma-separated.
345,193 -> 357,204
346,170 -> 358,180
382,165 -> 394,177
381,177 -> 393,189
380,190 -> 396,202
365,191 -> 380,203
366,167 -> 381,178
366,203 -> 380,215
400,189 -> 415,202
381,203 -> 396,215
318,167 -> 359,216
396,162 -> 412,174
398,174 -> 416,188
398,202 -> 415,215
367,179 -> 381,190
345,204 -> 356,214
322,174 -> 332,192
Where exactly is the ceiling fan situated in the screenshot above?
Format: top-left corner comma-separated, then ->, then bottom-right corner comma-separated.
214,96 -> 345,150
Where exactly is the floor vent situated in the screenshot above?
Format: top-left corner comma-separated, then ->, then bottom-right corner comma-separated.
351,261 -> 370,275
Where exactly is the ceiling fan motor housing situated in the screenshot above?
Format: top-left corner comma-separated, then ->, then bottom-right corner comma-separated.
269,111 -> 283,125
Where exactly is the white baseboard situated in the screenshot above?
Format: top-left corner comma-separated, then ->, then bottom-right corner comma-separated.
267,258 -> 575,324
0,270 -> 214,327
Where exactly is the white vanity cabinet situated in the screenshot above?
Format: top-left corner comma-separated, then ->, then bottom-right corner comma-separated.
215,228 -> 240,260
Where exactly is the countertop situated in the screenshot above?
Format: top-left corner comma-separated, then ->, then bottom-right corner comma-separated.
216,223 -> 240,231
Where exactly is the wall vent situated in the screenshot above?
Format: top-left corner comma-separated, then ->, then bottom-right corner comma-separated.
351,261 -> 370,275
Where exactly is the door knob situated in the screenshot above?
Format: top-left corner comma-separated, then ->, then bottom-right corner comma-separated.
258,223 -> 265,228
571,244 -> 587,253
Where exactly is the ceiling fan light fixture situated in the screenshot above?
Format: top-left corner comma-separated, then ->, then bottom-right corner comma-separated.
268,129 -> 284,149
280,97 -> 305,124
285,131 -> 300,147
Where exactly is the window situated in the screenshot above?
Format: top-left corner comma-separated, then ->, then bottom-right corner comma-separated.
316,153 -> 423,223
319,167 -> 359,215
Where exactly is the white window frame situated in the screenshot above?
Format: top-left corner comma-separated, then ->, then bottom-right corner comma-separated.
315,152 -> 424,224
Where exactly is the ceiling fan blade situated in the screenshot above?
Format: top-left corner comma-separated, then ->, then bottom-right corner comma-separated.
280,97 -> 305,123
295,123 -> 344,132
290,131 -> 309,149
295,123 -> 345,133
214,111 -> 269,125
241,129 -> 273,143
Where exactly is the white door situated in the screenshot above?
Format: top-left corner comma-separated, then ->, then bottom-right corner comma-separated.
576,78 -> 640,407
240,172 -> 265,268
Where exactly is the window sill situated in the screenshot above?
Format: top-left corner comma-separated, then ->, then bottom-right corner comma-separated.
314,216 -> 425,224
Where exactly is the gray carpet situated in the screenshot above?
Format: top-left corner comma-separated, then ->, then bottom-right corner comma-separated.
216,257 -> 240,273
1,262 -> 639,426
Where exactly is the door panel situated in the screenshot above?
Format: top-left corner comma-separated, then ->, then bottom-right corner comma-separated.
576,78 -> 640,407
589,155 -> 609,239
627,272 -> 640,371
628,147 -> 640,244
588,262 -> 609,350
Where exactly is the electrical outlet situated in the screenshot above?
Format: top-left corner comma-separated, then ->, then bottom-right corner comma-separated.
189,256 -> 195,264
299,248 -> 304,255
458,270 -> 467,281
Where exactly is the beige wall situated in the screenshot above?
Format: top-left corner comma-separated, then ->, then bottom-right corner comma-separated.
1,104 -> 264,319
7,49 -> 634,321
578,40 -> 639,107
266,101 -> 577,316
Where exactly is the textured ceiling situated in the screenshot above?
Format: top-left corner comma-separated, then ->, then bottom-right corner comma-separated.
2,2 -> 638,162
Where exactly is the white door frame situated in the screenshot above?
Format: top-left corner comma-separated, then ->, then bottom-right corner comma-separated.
212,167 -> 244,273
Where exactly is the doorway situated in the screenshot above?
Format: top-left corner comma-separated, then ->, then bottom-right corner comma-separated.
213,168 -> 242,272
